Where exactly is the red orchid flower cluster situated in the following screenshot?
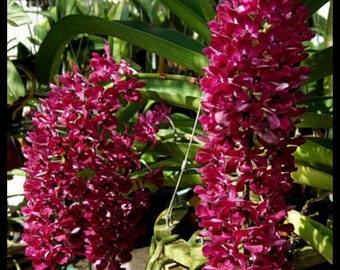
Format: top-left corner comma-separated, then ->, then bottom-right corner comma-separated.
194,0 -> 315,269
21,43 -> 170,270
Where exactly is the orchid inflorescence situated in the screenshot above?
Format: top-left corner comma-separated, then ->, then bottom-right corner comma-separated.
21,43 -> 170,270
194,0 -> 315,269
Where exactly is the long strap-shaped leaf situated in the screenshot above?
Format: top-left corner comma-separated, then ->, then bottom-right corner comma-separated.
295,112 -> 333,129
292,163 -> 333,191
287,210 -> 333,265
160,0 -> 213,43
35,15 -> 208,85
294,138 -> 333,174
303,46 -> 333,83
301,0 -> 330,16
138,75 -> 202,110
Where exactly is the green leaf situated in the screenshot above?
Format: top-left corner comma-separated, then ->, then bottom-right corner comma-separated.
298,96 -> 333,115
163,0 -> 216,23
194,0 -> 217,22
77,168 -> 95,178
305,215 -> 333,245
168,174 -> 202,188
160,0 -> 212,43
306,137 -> 333,150
163,171 -> 203,188
292,163 -> 333,191
138,74 -> 202,110
130,0 -> 167,25
287,210 -> 333,264
294,138 -> 333,173
35,15 -> 208,85
170,113 -> 203,133
7,168 -> 27,178
7,0 -> 32,26
116,100 -> 146,123
115,100 -> 146,132
295,112 -> 333,128
131,158 -> 202,189
151,141 -> 201,161
304,46 -> 333,83
292,246 -> 328,270
7,59 -> 26,106
325,0 -> 333,47
301,0 -> 330,17
17,42 -> 31,59
7,216 -> 25,226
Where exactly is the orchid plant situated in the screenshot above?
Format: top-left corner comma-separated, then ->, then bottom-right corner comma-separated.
7,0 -> 332,269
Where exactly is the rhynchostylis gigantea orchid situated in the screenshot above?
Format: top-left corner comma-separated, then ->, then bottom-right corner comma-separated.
194,0 -> 315,268
15,0 -> 332,269
21,43 -> 172,270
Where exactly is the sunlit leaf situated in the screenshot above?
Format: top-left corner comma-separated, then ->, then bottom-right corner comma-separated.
294,138 -> 333,173
7,216 -> 25,226
138,75 -> 202,110
7,0 -> 32,26
7,59 -> 26,106
295,112 -> 332,128
292,163 -> 333,191
151,141 -> 201,161
287,210 -> 333,264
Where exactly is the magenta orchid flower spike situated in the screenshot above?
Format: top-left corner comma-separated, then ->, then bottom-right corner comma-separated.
194,0 -> 315,269
21,43 -> 170,270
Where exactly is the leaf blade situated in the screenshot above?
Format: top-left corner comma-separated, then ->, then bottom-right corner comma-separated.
160,0 -> 212,43
7,59 -> 26,106
35,15 -> 208,84
7,0 -> 32,26
287,210 -> 333,264
292,163 -> 333,191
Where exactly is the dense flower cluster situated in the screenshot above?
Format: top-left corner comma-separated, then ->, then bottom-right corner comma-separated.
21,44 -> 170,270
194,0 -> 315,269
